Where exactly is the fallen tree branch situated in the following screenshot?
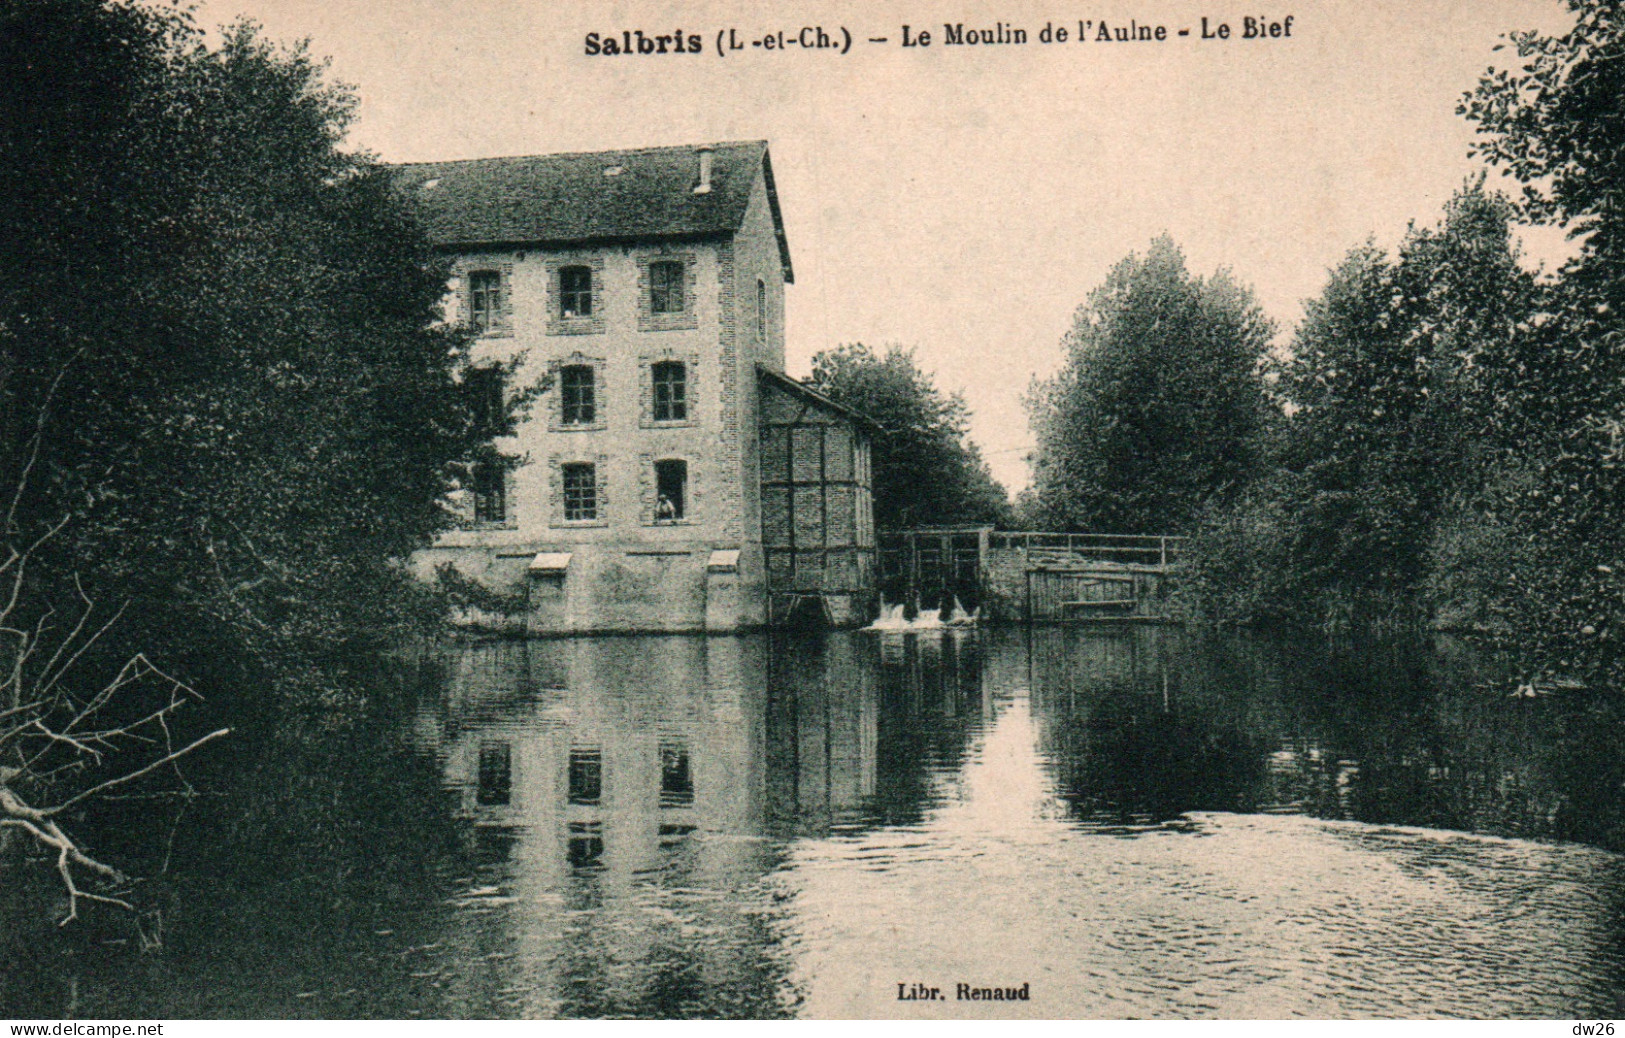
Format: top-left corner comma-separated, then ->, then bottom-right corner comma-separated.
0,799 -> 131,926
41,728 -> 231,818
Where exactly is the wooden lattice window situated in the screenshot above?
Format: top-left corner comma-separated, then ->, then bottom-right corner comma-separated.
471,458 -> 506,524
655,459 -> 687,521
466,366 -> 504,438
649,260 -> 685,314
469,270 -> 502,333
559,265 -> 592,318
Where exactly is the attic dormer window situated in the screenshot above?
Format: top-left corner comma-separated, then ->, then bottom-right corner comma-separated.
559,266 -> 592,318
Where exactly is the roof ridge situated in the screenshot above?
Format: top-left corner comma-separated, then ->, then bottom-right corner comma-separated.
757,365 -> 881,430
391,140 -> 791,281
391,140 -> 767,168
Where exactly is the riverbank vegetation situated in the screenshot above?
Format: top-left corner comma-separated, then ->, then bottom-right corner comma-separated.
1,0 -> 500,923
809,343 -> 1013,529
1023,236 -> 1275,535
1025,1 -> 1625,693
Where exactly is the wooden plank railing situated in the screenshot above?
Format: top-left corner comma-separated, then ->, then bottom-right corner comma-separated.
987,531 -> 1187,569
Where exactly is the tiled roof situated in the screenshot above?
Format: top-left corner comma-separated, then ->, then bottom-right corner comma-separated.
392,141 -> 792,281
758,365 -> 882,431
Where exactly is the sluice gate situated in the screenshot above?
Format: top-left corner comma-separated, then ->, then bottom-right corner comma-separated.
878,528 -> 1187,622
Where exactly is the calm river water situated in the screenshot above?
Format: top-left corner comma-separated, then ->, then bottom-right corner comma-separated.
4,626 -> 1625,1018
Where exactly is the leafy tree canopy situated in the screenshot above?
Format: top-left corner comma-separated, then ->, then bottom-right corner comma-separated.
807,343 -> 1012,529
1,0 -> 491,709
1450,3 -> 1625,683
1462,1 -> 1625,283
1025,236 -> 1274,535
1259,184 -> 1539,617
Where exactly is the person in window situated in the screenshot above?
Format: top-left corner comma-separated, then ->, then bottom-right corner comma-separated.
656,494 -> 677,522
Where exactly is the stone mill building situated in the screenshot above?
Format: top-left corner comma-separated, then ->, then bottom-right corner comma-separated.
397,142 -> 877,633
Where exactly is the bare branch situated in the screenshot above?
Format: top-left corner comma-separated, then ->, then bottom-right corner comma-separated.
26,720 -> 104,765
40,728 -> 231,818
1,805 -> 130,925
3,347 -> 86,538
34,583 -> 128,708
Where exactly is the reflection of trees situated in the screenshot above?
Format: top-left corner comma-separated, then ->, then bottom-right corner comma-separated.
0,651 -> 471,1018
1019,624 -> 1625,853
1026,627 -> 1272,825
764,631 -> 987,836
1042,691 -> 1272,824
1545,698 -> 1625,852
1211,634 -> 1576,842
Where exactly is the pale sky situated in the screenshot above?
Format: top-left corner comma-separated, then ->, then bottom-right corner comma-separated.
192,0 -> 1576,491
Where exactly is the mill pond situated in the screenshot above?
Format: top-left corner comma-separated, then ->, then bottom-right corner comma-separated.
3,626 -> 1625,1019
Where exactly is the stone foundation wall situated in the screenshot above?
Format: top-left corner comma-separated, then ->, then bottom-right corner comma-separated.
411,541 -> 766,634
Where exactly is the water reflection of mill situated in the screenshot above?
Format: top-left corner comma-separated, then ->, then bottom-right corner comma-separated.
419,627 -> 1625,876
411,632 -> 994,1017
402,628 -> 1625,1018
420,633 -> 995,868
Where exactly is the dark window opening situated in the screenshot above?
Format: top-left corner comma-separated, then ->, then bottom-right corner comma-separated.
567,822 -> 604,868
563,463 -> 597,522
472,459 -> 506,525
649,260 -> 685,314
568,748 -> 602,804
477,740 -> 512,806
559,364 -> 596,425
655,459 -> 686,522
659,741 -> 693,807
559,265 -> 592,318
470,270 -> 502,333
651,361 -> 687,422
466,366 -> 504,438
757,278 -> 767,342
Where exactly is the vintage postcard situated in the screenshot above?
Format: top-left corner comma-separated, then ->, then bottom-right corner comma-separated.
1,0 -> 1621,1024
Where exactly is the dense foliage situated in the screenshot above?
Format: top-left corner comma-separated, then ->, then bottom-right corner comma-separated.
0,0 -> 494,904
1183,185 -> 1538,630
1447,0 -> 1625,688
808,343 -> 1012,529
1024,236 -> 1274,534
1184,0 -> 1625,694
2,0 -> 490,678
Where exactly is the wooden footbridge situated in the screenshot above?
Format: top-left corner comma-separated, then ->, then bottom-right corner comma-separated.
877,527 -> 1187,622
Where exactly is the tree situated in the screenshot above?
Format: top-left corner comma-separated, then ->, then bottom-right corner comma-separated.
1455,3 -> 1625,685
1025,236 -> 1273,534
1,0 -> 495,922
1462,1 -> 1625,309
1287,189 -> 1535,616
807,344 -> 1012,529
1183,184 -> 1539,630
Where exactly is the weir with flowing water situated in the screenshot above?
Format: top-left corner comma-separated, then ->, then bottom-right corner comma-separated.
863,597 -> 979,631
878,528 -> 1189,622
